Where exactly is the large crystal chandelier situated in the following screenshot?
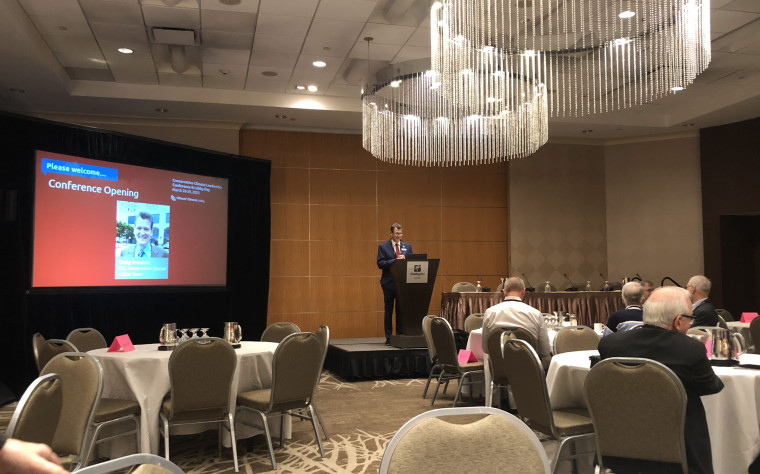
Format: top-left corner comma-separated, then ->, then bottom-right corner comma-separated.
362,58 -> 548,166
435,0 -> 711,117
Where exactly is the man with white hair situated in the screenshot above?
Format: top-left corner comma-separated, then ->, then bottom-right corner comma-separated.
605,281 -> 645,331
687,275 -> 720,327
598,286 -> 724,474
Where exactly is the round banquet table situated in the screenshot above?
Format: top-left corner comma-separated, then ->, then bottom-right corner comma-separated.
89,341 -> 291,455
545,350 -> 760,473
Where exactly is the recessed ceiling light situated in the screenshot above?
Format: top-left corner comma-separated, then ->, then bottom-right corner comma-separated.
58,26 -> 68,31
296,85 -> 306,90
219,0 -> 242,5
8,88 -> 25,94
261,70 -> 278,77
219,68 -> 230,75
118,48 -> 134,54
312,60 -> 327,68
581,129 -> 593,133
619,10 -> 635,19
307,85 -> 318,92
155,108 -> 168,113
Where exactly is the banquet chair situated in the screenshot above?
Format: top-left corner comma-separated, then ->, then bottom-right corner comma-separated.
751,317 -> 760,351
552,326 -> 600,354
261,322 -> 301,343
6,373 -> 63,444
75,454 -> 184,474
378,406 -> 550,474
428,317 -> 484,407
687,327 -> 710,343
159,337 -> 238,472
485,326 -> 537,408
716,314 -> 728,329
32,333 -> 77,373
311,324 -> 330,440
67,328 -> 108,352
501,339 -> 595,474
40,352 -> 103,471
584,357 -> 688,473
451,281 -> 477,292
236,332 -> 325,470
716,308 -> 733,322
464,313 -> 484,333
421,315 -> 444,399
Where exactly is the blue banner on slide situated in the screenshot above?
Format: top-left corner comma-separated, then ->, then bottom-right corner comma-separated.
115,257 -> 168,280
42,158 -> 118,182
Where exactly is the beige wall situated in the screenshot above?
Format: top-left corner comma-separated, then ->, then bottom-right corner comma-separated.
604,135 -> 703,285
240,129 -> 510,337
508,142 -> 609,290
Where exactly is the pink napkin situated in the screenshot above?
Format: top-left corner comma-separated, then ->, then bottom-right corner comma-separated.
705,337 -> 712,359
740,312 -> 759,323
457,349 -> 477,364
108,334 -> 135,352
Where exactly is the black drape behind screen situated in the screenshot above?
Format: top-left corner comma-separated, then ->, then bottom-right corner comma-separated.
0,112 -> 271,396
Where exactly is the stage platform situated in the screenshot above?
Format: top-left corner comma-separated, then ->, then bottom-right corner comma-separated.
325,337 -> 432,381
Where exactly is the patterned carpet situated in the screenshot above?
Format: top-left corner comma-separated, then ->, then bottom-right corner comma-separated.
1,372 -> 576,473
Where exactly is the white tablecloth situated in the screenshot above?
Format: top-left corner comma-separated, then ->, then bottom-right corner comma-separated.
89,341 -> 291,455
545,350 -> 760,473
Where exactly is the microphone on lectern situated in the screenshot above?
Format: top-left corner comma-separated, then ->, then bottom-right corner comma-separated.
563,273 -> 578,291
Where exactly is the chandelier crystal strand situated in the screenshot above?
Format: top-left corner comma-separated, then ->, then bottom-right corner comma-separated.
438,0 -> 710,118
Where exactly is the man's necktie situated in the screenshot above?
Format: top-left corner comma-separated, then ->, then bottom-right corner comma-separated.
139,249 -> 146,257
395,243 -> 400,258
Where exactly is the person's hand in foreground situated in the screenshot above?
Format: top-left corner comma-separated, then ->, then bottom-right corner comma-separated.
0,438 -> 68,474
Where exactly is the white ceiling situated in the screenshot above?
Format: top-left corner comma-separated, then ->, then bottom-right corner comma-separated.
0,0 -> 759,140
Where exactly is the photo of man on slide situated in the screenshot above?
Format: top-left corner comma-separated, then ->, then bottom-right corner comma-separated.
118,212 -> 168,258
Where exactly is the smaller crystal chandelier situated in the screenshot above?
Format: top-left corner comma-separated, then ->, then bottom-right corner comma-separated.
362,58 -> 548,166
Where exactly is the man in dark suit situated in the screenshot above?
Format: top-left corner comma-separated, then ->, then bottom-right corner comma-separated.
606,281 -> 644,331
599,286 -> 724,474
377,223 -> 412,345
687,275 -> 720,327
119,212 -> 168,258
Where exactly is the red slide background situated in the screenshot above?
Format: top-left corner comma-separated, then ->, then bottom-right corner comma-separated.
32,150 -> 229,287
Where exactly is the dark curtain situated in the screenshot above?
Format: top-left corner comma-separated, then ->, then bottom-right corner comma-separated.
0,112 -> 271,396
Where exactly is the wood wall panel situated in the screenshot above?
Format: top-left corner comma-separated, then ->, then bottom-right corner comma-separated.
377,170 -> 442,207
270,241 -> 309,276
310,169 -> 377,205
442,207 -> 509,241
309,277 -> 378,313
271,203 -> 309,240
241,130 -> 310,167
310,205 -> 376,241
309,134 -> 377,170
441,170 -> 508,207
442,241 -> 508,275
310,241 -> 378,276
270,168 -> 309,204
377,207 -> 442,241
269,276 -> 310,313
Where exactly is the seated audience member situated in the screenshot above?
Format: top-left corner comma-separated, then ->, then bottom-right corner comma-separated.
687,275 -> 720,327
641,279 -> 655,303
482,276 -> 551,366
598,286 -> 724,474
606,281 -> 645,331
0,435 -> 66,474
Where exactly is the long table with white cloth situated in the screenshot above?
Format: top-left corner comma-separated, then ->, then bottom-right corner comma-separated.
89,341 -> 291,455
546,350 -> 760,473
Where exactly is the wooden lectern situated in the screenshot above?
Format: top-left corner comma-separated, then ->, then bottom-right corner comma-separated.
389,258 -> 440,348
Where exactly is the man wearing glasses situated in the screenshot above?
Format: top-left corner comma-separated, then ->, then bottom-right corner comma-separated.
598,286 -> 724,474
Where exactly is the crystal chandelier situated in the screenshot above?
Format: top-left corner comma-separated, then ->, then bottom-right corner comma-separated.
362,58 -> 548,166
434,0 -> 711,117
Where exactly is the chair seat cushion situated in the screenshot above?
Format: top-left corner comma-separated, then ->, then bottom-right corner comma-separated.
161,398 -> 226,422
94,398 -> 140,422
237,389 -> 271,410
552,407 -> 594,437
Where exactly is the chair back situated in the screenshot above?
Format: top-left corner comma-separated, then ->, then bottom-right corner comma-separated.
486,326 -> 537,386
33,333 -> 77,373
315,325 -> 330,366
261,322 -> 301,343
464,313 -> 484,333
501,339 -> 556,437
451,281 -> 476,292
166,338 -> 236,421
379,406 -> 550,474
40,352 -> 102,458
75,454 -> 185,474
429,317 -> 459,372
67,328 -> 108,352
584,357 -> 688,472
7,373 -> 63,444
269,332 -> 324,412
716,314 -> 728,329
750,317 -> 760,351
716,308 -> 733,322
421,315 -> 436,362
553,326 -> 599,354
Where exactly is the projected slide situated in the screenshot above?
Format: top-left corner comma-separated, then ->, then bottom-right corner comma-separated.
32,150 -> 229,287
